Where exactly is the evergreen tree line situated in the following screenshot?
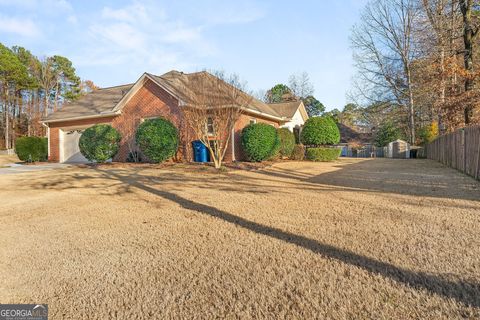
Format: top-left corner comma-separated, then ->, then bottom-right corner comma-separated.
0,43 -> 96,149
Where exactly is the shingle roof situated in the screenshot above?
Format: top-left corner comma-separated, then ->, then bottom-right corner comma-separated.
337,123 -> 373,145
267,101 -> 303,118
149,71 -> 283,118
43,70 -> 286,123
43,84 -> 133,122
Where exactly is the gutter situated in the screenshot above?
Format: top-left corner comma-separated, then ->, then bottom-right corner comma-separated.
241,107 -> 289,122
41,111 -> 120,124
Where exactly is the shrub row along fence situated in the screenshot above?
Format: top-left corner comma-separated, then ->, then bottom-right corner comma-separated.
424,125 -> 480,180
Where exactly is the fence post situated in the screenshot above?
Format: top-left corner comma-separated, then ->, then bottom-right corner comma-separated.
462,128 -> 467,173
476,127 -> 480,180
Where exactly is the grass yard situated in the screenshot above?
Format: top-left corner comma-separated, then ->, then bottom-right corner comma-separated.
0,154 -> 19,166
0,158 -> 479,318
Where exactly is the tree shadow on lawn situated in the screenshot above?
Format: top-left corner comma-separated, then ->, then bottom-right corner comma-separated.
85,167 -> 480,308
256,159 -> 480,202
18,165 -> 480,308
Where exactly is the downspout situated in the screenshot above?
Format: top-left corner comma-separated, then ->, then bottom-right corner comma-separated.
41,122 -> 50,159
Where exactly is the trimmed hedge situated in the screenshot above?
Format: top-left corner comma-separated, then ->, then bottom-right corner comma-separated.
277,128 -> 295,158
301,116 -> 340,146
136,118 -> 178,163
15,136 -> 48,162
291,144 -> 306,160
306,147 -> 341,162
241,123 -> 280,162
79,124 -> 121,162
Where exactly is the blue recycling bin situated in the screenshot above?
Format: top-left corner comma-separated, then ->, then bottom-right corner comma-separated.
192,140 -> 209,162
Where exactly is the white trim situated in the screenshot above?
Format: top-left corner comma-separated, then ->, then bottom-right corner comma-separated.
59,129 -> 65,163
42,112 -> 119,124
112,73 -> 184,113
111,74 -> 148,112
298,101 -> 309,121
47,127 -> 50,157
241,107 -> 286,122
231,128 -> 235,161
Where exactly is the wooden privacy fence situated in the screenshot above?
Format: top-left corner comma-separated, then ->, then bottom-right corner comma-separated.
424,125 -> 480,180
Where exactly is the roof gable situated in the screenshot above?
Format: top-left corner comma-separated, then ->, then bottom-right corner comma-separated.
267,101 -> 308,121
44,70 -> 288,123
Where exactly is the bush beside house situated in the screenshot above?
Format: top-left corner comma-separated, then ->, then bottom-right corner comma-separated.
301,116 -> 340,145
277,128 -> 295,158
301,116 -> 341,162
136,118 -> 179,163
15,137 -> 48,162
306,147 -> 341,161
241,123 -> 280,162
291,144 -> 306,160
79,124 -> 121,162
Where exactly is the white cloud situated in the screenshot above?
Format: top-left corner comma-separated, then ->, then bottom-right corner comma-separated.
0,15 -> 39,37
101,3 -> 154,23
89,22 -> 146,49
162,25 -> 202,43
67,15 -> 77,24
0,0 -> 72,12
78,1 -> 216,68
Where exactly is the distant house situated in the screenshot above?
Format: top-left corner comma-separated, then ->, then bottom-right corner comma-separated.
42,71 -> 290,163
267,101 -> 309,141
336,123 -> 378,157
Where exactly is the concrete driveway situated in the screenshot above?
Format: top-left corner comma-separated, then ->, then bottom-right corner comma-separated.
0,163 -> 70,175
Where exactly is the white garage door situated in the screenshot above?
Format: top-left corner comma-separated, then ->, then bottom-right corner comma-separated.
62,130 -> 89,163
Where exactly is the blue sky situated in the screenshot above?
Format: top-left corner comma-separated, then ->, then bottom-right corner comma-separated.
0,0 -> 367,110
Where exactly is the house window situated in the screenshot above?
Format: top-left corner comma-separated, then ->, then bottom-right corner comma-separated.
207,117 -> 214,135
250,119 -> 257,125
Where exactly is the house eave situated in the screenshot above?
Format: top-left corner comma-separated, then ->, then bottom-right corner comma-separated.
241,107 -> 288,122
41,111 -> 120,124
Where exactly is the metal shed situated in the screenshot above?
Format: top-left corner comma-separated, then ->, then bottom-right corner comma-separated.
384,139 -> 410,159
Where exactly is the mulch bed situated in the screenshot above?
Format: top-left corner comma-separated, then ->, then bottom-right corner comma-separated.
84,160 -> 282,174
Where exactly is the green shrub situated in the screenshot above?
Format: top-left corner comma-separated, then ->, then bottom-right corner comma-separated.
136,118 -> 178,163
241,123 -> 280,162
277,128 -> 295,158
79,124 -> 121,162
306,147 -> 341,162
15,136 -> 48,162
291,144 -> 306,160
301,116 -> 340,146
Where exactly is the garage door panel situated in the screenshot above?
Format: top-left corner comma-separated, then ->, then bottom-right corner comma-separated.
62,130 -> 89,163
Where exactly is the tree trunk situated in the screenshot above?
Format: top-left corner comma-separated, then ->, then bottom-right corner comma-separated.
459,0 -> 475,124
54,81 -> 59,112
439,46 -> 446,134
44,90 -> 49,117
4,87 -> 9,150
405,64 -> 416,144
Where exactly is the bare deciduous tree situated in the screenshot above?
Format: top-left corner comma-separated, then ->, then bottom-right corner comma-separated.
181,72 -> 251,169
351,0 -> 421,144
288,72 -> 314,99
459,0 -> 480,124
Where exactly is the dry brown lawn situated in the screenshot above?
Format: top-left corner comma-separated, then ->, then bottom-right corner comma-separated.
0,154 -> 20,166
0,158 -> 479,319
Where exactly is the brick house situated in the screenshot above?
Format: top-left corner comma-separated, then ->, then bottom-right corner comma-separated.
42,70 -> 292,163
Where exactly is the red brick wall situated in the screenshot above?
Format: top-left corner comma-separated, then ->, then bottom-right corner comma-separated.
224,113 -> 280,162
110,79 -> 195,162
47,78 -> 281,163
